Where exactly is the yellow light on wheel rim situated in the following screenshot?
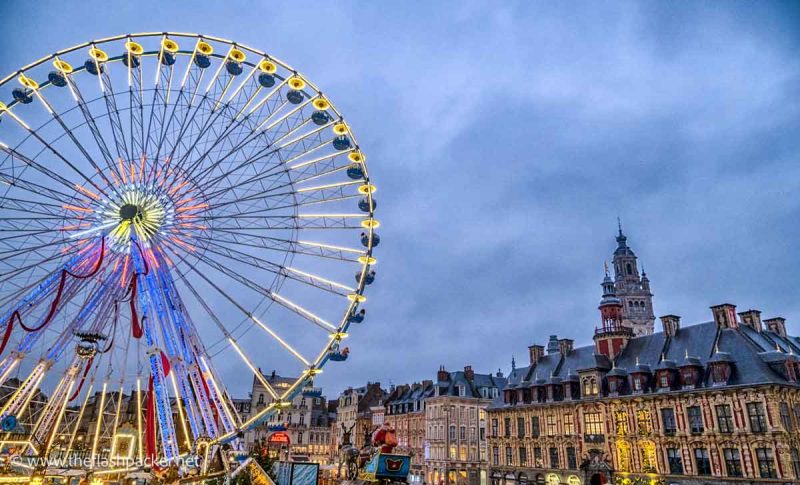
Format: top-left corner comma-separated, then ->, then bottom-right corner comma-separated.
18,75 -> 38,90
333,122 -> 349,135
313,98 -> 330,110
348,152 -> 365,163
361,219 -> 380,229
358,256 -> 377,265
230,48 -> 246,62
288,76 -> 306,90
125,41 -> 144,55
162,39 -> 179,53
347,294 -> 367,303
259,59 -> 277,73
197,41 -> 214,55
53,59 -> 73,73
89,47 -> 108,62
358,184 -> 376,195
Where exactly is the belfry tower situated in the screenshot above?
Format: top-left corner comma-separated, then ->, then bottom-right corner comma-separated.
610,221 -> 655,335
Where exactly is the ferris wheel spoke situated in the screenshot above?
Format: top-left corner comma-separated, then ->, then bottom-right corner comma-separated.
175,273 -> 281,401
0,126 -> 111,200
98,67 -> 131,162
29,87 -> 121,194
192,236 -> 354,296
193,227 -> 363,262
187,105 -> 331,193
174,245 -> 337,334
159,243 -> 313,368
61,68 -> 127,186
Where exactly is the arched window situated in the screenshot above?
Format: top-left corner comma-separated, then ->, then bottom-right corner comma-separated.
616,440 -> 631,472
639,440 -> 657,472
257,393 -> 264,405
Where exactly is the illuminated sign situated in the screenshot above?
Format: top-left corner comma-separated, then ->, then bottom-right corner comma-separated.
268,431 -> 291,445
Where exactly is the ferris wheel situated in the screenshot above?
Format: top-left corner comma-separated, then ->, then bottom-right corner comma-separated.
0,32 -> 378,479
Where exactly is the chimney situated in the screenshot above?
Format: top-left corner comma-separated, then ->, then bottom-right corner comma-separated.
528,344 -> 545,365
711,304 -> 738,329
422,379 -> 433,388
464,365 -> 475,381
558,339 -> 574,356
764,317 -> 787,337
546,335 -> 560,354
437,365 -> 450,382
738,309 -> 763,332
660,315 -> 681,337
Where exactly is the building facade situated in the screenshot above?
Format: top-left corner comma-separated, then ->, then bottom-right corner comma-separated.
247,370 -> 332,463
331,382 -> 386,455
425,366 -> 506,485
488,271 -> 800,485
384,380 -> 434,484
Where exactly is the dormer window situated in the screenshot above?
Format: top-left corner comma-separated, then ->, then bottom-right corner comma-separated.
458,385 -> 465,397
633,377 -> 642,392
582,377 -> 598,396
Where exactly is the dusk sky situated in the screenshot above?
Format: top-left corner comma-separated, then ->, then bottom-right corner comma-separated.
1,1 -> 798,398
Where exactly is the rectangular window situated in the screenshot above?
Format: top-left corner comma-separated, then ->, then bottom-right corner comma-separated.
449,426 -> 456,441
492,446 -> 499,466
505,446 -> 513,466
549,447 -> 559,469
517,417 -> 525,438
667,448 -> 683,475
566,447 -> 577,470
584,412 -> 603,435
480,427 -> 485,441
716,404 -> 733,433
694,448 -> 711,476
780,402 -> 793,431
564,413 -> 574,435
491,418 -> 498,437
460,426 -> 466,441
791,448 -> 800,479
519,446 -> 527,466
756,447 -> 777,478
748,402 -> 768,433
723,448 -> 742,477
546,415 -> 557,436
661,408 -> 676,435
531,416 -> 540,437
687,406 -> 704,434
534,447 -> 543,468
614,411 -> 628,435
503,418 -> 511,438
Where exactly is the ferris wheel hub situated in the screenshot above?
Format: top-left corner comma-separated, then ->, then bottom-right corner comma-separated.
119,203 -> 143,222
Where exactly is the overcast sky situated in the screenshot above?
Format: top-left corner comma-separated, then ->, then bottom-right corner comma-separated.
1,1 -> 798,398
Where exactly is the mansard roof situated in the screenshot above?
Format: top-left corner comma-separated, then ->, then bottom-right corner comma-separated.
437,370 -> 506,398
498,319 -> 800,402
